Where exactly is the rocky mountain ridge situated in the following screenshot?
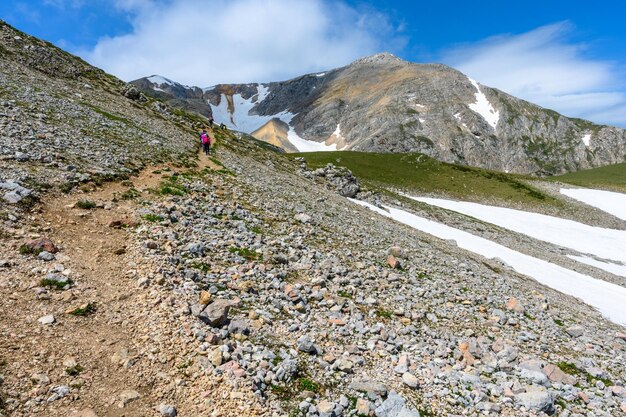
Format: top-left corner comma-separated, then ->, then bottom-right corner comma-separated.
2,20 -> 626,417
133,53 -> 626,175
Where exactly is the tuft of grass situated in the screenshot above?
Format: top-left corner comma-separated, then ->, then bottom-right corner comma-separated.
557,362 -> 614,387
297,377 -> 320,393
69,303 -> 95,316
553,318 -> 564,326
142,214 -> 164,222
120,188 -> 140,200
19,244 -> 42,256
40,277 -> 72,290
157,177 -> 187,196
190,261 -> 211,273
338,290 -> 353,299
229,247 -> 261,261
65,364 -> 84,376
375,309 -> 393,319
75,200 -> 97,210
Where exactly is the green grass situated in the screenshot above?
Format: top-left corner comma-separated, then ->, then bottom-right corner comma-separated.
75,200 -> 97,210
40,277 -> 72,290
375,308 -> 393,319
229,247 -> 261,261
552,162 -> 626,192
19,244 -> 42,256
65,364 -> 84,376
557,362 -> 614,387
69,303 -> 95,316
120,188 -> 140,200
291,152 -> 557,206
142,214 -> 164,222
157,176 -> 187,196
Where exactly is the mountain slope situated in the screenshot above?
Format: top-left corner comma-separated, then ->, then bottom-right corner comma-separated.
133,53 -> 626,175
3,20 -> 626,417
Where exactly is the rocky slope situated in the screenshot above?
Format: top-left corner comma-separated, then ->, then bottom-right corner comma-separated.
2,20 -> 626,417
134,54 -> 626,175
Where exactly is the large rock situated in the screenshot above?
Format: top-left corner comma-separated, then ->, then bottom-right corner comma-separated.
197,299 -> 230,327
350,379 -> 388,397
514,386 -> 555,415
543,364 -> 577,385
25,237 -> 58,253
374,392 -> 420,417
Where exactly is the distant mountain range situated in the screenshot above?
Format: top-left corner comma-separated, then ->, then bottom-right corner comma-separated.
132,53 -> 626,175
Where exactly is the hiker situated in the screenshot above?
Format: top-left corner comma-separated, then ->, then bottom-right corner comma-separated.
208,116 -> 214,128
200,129 -> 211,155
220,123 -> 227,130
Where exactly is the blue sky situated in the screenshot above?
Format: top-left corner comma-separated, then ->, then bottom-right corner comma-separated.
2,0 -> 626,126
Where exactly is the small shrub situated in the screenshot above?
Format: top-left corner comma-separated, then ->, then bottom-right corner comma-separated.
121,188 -> 140,200
338,290 -> 353,299
19,244 -> 42,256
554,318 -> 564,326
229,247 -> 261,261
40,278 -> 72,290
297,377 -> 319,392
75,200 -> 97,210
142,214 -> 164,222
65,364 -> 84,376
375,309 -> 393,319
69,303 -> 95,316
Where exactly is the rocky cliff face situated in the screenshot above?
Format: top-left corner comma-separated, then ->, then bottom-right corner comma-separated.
133,53 -> 626,175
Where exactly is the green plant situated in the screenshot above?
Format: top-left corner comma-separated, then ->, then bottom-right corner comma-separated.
553,318 -> 564,326
75,200 -> 97,210
190,261 -> 211,273
229,247 -> 261,261
297,377 -> 319,393
40,277 -> 72,290
338,290 -> 353,299
142,214 -> 164,222
19,244 -> 42,256
375,309 -> 393,319
121,188 -> 140,200
557,362 -> 614,387
69,303 -> 95,316
65,364 -> 84,376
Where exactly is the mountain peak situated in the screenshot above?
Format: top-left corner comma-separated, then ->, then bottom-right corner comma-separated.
351,52 -> 404,66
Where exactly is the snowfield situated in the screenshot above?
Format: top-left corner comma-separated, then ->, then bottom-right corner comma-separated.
350,199 -> 626,326
560,188 -> 626,221
209,85 -> 337,153
408,196 -> 626,265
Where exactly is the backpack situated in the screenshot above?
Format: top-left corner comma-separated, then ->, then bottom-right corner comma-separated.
201,133 -> 209,144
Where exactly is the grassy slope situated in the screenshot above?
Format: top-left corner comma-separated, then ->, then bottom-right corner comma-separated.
553,162 -> 626,192
291,151 -> 559,206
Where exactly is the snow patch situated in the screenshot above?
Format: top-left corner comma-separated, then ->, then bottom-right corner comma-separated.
560,188 -> 626,221
468,78 -> 499,130
209,91 -> 336,152
581,134 -> 592,147
315,72 -> 326,77
256,84 -> 270,103
147,75 -> 175,86
568,255 -> 626,278
350,199 -> 626,326
408,196 -> 626,265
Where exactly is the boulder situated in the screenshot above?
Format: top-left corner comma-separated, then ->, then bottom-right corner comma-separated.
514,386 -> 555,415
197,299 -> 230,327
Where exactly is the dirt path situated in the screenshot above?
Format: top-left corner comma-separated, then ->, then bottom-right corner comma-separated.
0,149 -> 259,416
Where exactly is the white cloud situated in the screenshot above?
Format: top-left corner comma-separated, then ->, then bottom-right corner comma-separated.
443,22 -> 626,127
81,0 -> 402,86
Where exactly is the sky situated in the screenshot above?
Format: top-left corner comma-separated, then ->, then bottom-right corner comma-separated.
1,0 -> 626,127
